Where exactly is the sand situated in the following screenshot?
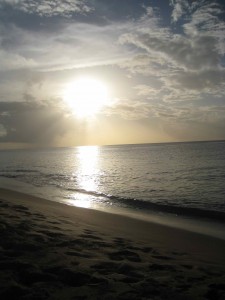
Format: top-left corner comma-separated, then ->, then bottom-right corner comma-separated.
0,188 -> 225,299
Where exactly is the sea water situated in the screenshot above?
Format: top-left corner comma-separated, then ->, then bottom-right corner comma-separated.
0,141 -> 225,223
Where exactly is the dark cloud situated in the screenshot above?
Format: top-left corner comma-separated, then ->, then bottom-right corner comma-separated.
0,0 -> 113,32
91,0 -> 147,22
171,69 -> 225,90
0,0 -> 92,17
122,34 -> 220,71
0,0 -> 94,34
0,100 -> 76,145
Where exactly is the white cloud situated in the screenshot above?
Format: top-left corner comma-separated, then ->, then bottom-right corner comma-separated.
121,33 -> 221,71
0,49 -> 37,71
170,0 -> 190,23
0,20 -> 132,73
119,2 -> 225,105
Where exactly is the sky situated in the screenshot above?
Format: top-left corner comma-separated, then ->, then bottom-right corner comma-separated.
0,0 -> 225,148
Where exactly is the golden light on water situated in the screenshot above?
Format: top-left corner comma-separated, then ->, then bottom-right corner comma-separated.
77,145 -> 99,192
67,194 -> 92,209
69,146 -> 100,208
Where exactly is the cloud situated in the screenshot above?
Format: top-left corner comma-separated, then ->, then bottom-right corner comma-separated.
120,1 -> 224,72
0,0 -> 225,146
169,69 -> 225,91
134,85 -> 160,97
105,99 -> 152,120
0,0 -> 92,17
183,1 -> 225,37
141,101 -> 225,138
0,124 -> 7,137
160,101 -> 225,141
170,0 -> 190,23
104,97 -> 225,141
121,33 -> 220,71
119,1 -> 225,105
0,17 -> 131,73
0,49 -> 37,71
0,100 -> 76,145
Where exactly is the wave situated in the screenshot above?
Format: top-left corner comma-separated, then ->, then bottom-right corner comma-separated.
1,169 -> 40,173
1,172 -> 225,223
65,187 -> 225,223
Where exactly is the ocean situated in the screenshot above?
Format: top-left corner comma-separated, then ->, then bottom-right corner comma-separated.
0,141 -> 225,224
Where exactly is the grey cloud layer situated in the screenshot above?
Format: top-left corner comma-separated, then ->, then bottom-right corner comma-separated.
118,0 -> 225,121
120,1 -> 224,75
0,0 -> 225,145
0,0 -> 92,17
0,21 -> 129,73
0,101 -> 76,144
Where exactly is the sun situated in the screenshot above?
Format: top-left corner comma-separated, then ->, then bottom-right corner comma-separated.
63,77 -> 109,118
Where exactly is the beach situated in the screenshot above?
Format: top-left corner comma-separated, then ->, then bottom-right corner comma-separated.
1,188 -> 225,299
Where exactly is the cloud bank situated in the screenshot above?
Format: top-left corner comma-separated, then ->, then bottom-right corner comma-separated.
0,0 -> 92,17
0,0 -> 225,146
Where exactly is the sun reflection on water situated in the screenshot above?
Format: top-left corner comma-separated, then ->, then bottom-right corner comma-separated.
67,193 -> 93,208
69,146 -> 100,208
77,145 -> 99,190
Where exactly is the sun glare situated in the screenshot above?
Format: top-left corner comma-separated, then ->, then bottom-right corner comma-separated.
63,77 -> 109,118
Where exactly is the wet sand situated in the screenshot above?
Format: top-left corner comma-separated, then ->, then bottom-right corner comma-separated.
0,188 -> 225,299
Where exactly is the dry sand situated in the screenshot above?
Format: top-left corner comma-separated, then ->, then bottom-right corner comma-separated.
0,188 -> 225,299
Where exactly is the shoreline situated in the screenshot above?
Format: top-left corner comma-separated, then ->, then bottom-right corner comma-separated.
1,178 -> 225,241
1,187 -> 225,264
1,188 -> 225,299
1,176 -> 225,222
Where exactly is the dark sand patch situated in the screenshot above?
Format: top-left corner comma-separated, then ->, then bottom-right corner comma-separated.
1,189 -> 225,299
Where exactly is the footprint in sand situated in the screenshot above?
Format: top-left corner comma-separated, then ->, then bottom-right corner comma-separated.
12,204 -> 29,210
149,263 -> 176,271
152,254 -> 173,260
108,249 -> 141,262
91,260 -> 141,280
44,266 -> 98,287
65,250 -> 93,258
32,213 -> 46,220
79,233 -> 103,241
0,202 -> 10,208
